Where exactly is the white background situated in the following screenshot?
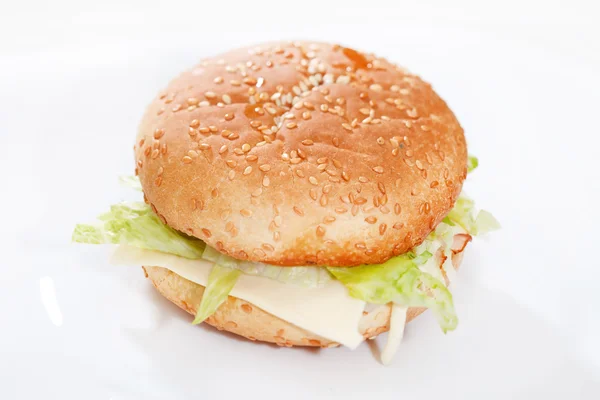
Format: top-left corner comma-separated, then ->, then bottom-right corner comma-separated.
1,1 -> 599,399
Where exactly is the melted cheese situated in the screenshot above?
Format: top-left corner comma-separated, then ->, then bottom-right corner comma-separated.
111,246 -> 366,348
380,305 -> 408,365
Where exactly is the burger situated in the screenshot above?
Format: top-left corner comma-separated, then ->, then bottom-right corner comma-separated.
73,41 -> 498,364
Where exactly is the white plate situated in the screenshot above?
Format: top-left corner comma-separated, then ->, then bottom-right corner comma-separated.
1,2 -> 599,399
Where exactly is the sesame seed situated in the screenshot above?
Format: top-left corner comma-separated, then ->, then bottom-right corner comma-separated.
188,150 -> 199,158
373,166 -> 384,174
309,188 -> 317,200
301,139 -> 314,146
341,171 -> 349,181
302,111 -> 312,120
199,143 -> 210,150
241,143 -> 251,152
373,196 -> 380,207
204,91 -> 216,99
364,216 -> 378,224
393,222 -> 404,230
243,166 -> 252,175
274,215 -> 282,227
295,169 -> 305,178
182,156 -> 192,164
151,149 -> 159,159
430,181 -> 439,188
228,170 -> 235,180
262,176 -> 270,187
293,206 -> 304,216
320,194 -> 328,206
354,197 -> 367,205
358,176 -> 368,183
216,145 -> 227,155
407,108 -> 418,118
316,226 -> 326,237
153,128 -> 165,139
341,123 -> 353,132
369,84 -> 382,92
286,122 -> 297,129
240,209 -> 253,217
308,176 -> 318,185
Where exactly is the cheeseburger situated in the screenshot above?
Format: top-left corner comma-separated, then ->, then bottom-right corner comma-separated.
73,41 -> 498,363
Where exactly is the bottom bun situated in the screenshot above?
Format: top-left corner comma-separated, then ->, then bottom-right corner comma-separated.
143,251 -> 464,348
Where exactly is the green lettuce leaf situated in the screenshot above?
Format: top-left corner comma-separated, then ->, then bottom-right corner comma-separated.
72,202 -> 205,259
467,155 -> 479,173
202,246 -> 331,288
119,175 -> 143,191
193,264 -> 241,325
474,209 -> 501,235
446,195 -> 477,233
446,194 -> 500,235
328,252 -> 458,333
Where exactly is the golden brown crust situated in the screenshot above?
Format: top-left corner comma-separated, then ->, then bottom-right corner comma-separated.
136,41 -> 467,266
142,251 -> 464,347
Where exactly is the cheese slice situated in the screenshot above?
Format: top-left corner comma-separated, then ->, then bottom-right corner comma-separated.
111,245 -> 366,348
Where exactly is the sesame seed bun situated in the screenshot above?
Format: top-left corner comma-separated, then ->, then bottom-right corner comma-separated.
135,41 -> 467,267
142,251 -> 464,347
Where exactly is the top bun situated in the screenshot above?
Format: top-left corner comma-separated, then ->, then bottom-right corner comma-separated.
135,41 -> 467,267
